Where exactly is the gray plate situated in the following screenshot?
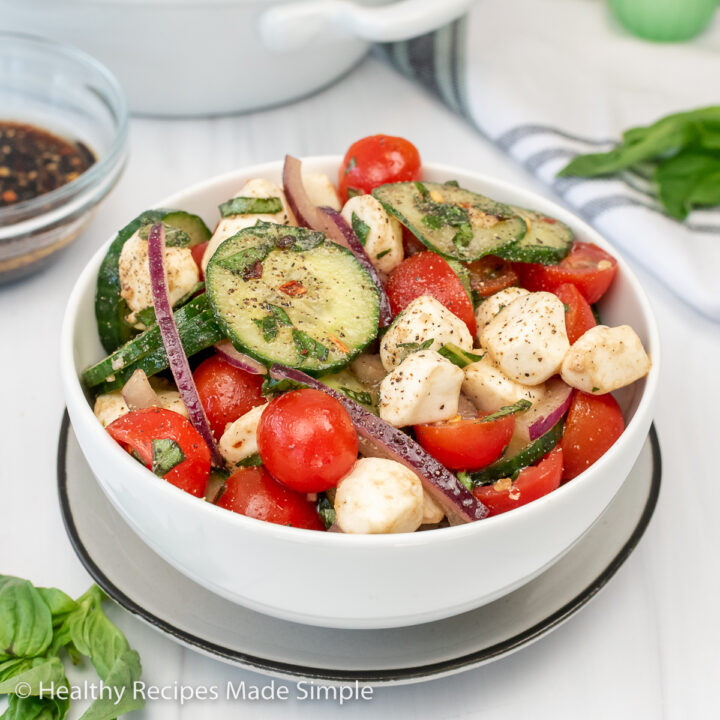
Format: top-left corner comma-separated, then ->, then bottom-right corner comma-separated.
57,412 -> 661,686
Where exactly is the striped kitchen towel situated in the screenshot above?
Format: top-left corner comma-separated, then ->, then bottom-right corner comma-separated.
380,0 -> 720,320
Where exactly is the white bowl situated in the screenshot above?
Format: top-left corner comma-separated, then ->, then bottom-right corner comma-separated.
61,158 -> 660,629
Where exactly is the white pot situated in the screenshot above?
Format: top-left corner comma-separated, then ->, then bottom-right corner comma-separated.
0,0 -> 475,116
61,158 -> 660,629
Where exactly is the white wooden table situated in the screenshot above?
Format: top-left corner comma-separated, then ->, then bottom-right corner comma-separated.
2,55 -> 719,719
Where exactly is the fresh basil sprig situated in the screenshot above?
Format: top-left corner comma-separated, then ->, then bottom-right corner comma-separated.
0,577 -> 144,720
559,105 -> 720,219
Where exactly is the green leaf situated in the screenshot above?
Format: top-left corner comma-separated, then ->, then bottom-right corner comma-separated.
376,249 -> 391,259
216,244 -> 271,277
219,196 -> 283,217
340,387 -> 373,406
0,577 -> 53,660
78,648 -> 144,720
0,657 -> 66,696
1,693 -> 70,720
654,150 -> 720,219
35,591 -> 76,628
413,181 -> 430,200
456,471 -> 473,491
482,399 -> 532,422
236,453 -> 262,468
292,330 -> 329,362
397,338 -> 435,353
350,212 -> 371,246
316,496 -> 336,530
261,377 -> 308,395
151,438 -> 186,477
437,343 -> 484,368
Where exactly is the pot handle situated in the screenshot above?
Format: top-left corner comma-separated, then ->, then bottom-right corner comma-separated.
259,0 -> 476,52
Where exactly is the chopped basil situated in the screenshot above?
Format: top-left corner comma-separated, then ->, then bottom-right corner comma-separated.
452,223 -> 474,249
293,329 -> 329,362
216,243 -> 271,277
397,338 -> 435,352
438,343 -> 484,368
317,496 -> 336,529
151,438 -> 186,477
262,376 -> 308,395
563,302 -> 571,313
456,471 -> 473,491
376,249 -> 391,259
219,196 -> 283,217
592,386 -> 600,393
237,453 -> 263,467
444,179 -> 460,187
340,387 -> 373,406
252,303 -> 293,342
414,181 -> 430,200
346,187 -> 362,199
482,399 -> 532,423
138,222 -> 191,247
351,212 -> 371,246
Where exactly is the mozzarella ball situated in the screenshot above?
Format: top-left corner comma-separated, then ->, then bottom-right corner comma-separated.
303,172 -> 341,211
475,287 -> 530,341
334,458 -> 424,534
561,325 -> 651,394
219,403 -> 268,466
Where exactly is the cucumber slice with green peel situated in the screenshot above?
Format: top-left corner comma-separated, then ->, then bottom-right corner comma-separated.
445,258 -> 473,302
372,181 -> 527,263
495,207 -> 574,264
161,211 -> 212,246
95,209 -> 211,354
83,294 -> 223,390
321,368 -> 378,413
468,419 -> 565,486
206,223 -> 380,376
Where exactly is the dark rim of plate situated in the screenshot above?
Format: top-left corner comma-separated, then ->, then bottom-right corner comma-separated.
57,410 -> 661,684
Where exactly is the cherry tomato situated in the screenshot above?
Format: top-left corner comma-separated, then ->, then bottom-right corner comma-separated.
386,252 -> 477,336
553,282 -> 596,343
560,392 -> 624,482
401,226 -> 426,257
473,447 -> 563,516
466,255 -> 519,298
190,241 -> 209,279
257,389 -> 358,493
217,466 -> 325,530
414,413 -> 515,471
193,354 -> 265,441
107,407 -> 211,497
338,134 -> 422,202
514,242 -> 618,304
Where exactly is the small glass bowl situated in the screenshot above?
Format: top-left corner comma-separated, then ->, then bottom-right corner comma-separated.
0,32 -> 128,284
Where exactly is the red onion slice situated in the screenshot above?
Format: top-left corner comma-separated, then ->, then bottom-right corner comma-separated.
519,377 -> 574,443
283,154 -> 320,229
121,369 -> 160,411
269,364 -> 488,524
214,340 -> 267,375
317,207 -> 393,327
147,222 -> 224,467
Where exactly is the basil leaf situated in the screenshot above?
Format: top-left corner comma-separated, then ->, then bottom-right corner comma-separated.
0,657 -> 66,696
1,693 -> 70,720
397,338 -> 435,352
219,196 -> 282,217
78,648 -> 144,720
340,387 -> 373,406
0,577 -> 53,660
316,496 -> 336,530
376,249 -> 391,259
437,344 -> 484,368
654,150 -> 720,219
216,244 -> 271,277
351,212 -> 370,246
36,590 -> 76,627
261,377 -> 308,395
151,438 -> 186,477
236,453 -> 262,468
482,399 -> 532,422
456,471 -> 473,491
292,329 -> 329,362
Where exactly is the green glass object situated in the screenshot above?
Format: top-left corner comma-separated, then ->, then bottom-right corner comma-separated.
609,0 -> 718,42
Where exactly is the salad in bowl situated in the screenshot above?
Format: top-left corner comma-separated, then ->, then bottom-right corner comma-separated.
78,134 -> 652,536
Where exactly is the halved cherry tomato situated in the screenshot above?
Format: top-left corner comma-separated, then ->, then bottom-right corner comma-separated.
193,354 -> 265,441
466,255 -> 519,298
554,282 -> 596,343
414,413 -> 515,471
338,134 -> 422,203
107,407 -> 211,497
514,241 -> 618,304
401,226 -> 426,257
257,389 -> 358,493
386,252 -> 477,336
190,241 -> 209,279
560,392 -> 624,481
473,447 -> 563,516
217,466 -> 325,530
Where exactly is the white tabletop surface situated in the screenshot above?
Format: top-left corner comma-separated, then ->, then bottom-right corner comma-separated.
2,55 -> 719,719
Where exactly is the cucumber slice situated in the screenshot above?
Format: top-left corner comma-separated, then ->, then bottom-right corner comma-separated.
95,209 -> 211,354
206,223 -> 380,376
161,211 -> 212,246
372,181 -> 526,263
468,419 -> 565,485
495,207 -> 574,264
445,258 -> 473,302
322,368 -> 378,413
83,294 -> 223,390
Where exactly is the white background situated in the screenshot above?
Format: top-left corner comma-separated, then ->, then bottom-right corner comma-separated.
1,55 -> 719,718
